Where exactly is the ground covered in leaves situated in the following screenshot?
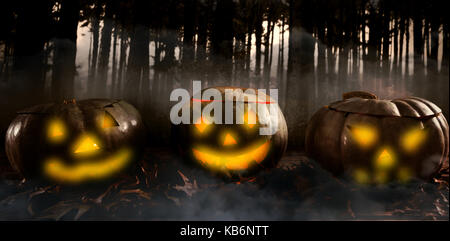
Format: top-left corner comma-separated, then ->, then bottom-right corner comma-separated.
0,147 -> 448,220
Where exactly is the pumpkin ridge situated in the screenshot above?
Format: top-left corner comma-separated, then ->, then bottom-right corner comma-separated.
389,100 -> 401,117
391,99 -> 421,117
329,98 -> 403,117
436,115 -> 449,170
408,97 -> 442,115
432,116 -> 447,172
327,105 -> 441,120
103,100 -> 121,108
400,98 -> 435,117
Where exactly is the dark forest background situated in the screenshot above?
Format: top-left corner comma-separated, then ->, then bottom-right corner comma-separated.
0,0 -> 448,148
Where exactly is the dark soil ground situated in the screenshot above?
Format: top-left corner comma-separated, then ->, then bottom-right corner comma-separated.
0,147 -> 448,220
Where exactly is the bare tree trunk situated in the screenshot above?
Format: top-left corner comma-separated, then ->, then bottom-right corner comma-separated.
399,16 -> 405,71
381,5 -> 390,88
352,9 -> 360,90
393,16 -> 399,83
126,25 -> 149,106
413,11 -> 425,96
268,20 -> 275,88
428,15 -> 439,74
96,2 -> 114,98
126,1 -> 150,106
88,4 -> 101,96
111,24 -> 118,98
196,2 -> 208,65
12,1 -> 51,101
442,21 -> 449,74
246,29 -> 252,75
277,17 -> 285,79
286,0 -> 314,148
141,38 -> 150,105
51,0 -> 79,101
399,16 -> 405,91
263,17 -> 272,87
233,35 -> 245,86
182,0 -> 196,65
338,46 -> 349,90
278,17 -> 286,108
152,34 -> 161,104
360,2 -> 366,89
317,21 -> 327,100
254,2 -> 263,77
117,29 -> 128,97
405,18 -> 411,90
426,12 -> 440,102
211,0 -> 234,86
365,4 -> 380,91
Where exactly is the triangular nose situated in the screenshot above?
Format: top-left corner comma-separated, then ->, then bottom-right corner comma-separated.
74,136 -> 100,153
375,149 -> 395,170
223,133 -> 237,146
51,124 -> 64,137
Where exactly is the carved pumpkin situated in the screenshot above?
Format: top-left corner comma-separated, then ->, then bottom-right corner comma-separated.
306,91 -> 449,184
172,87 -> 288,180
5,99 -> 145,184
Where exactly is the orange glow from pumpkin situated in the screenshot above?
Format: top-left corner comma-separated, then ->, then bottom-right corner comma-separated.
192,140 -> 270,171
194,117 -> 210,134
353,168 -> 370,184
223,133 -> 237,146
401,128 -> 427,153
102,112 -> 119,128
47,119 -> 66,142
43,148 -> 132,183
73,135 -> 100,154
374,170 -> 389,184
244,111 -> 257,129
350,125 -> 378,148
374,148 -> 396,170
397,166 -> 412,183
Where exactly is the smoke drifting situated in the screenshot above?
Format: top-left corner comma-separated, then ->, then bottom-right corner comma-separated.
0,150 -> 447,221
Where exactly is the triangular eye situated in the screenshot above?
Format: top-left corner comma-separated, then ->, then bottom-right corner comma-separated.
348,124 -> 378,148
48,118 -> 66,142
400,128 -> 427,153
102,111 -> 119,128
194,116 -> 211,134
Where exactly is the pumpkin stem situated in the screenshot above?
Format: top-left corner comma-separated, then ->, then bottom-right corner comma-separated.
343,91 -> 378,100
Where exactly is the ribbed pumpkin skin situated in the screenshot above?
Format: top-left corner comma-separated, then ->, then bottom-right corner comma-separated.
306,92 -> 449,183
172,87 -> 288,180
5,99 -> 145,181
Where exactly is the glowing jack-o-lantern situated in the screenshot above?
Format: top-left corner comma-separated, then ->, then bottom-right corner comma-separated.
306,91 -> 449,185
172,87 -> 288,180
5,99 -> 145,184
